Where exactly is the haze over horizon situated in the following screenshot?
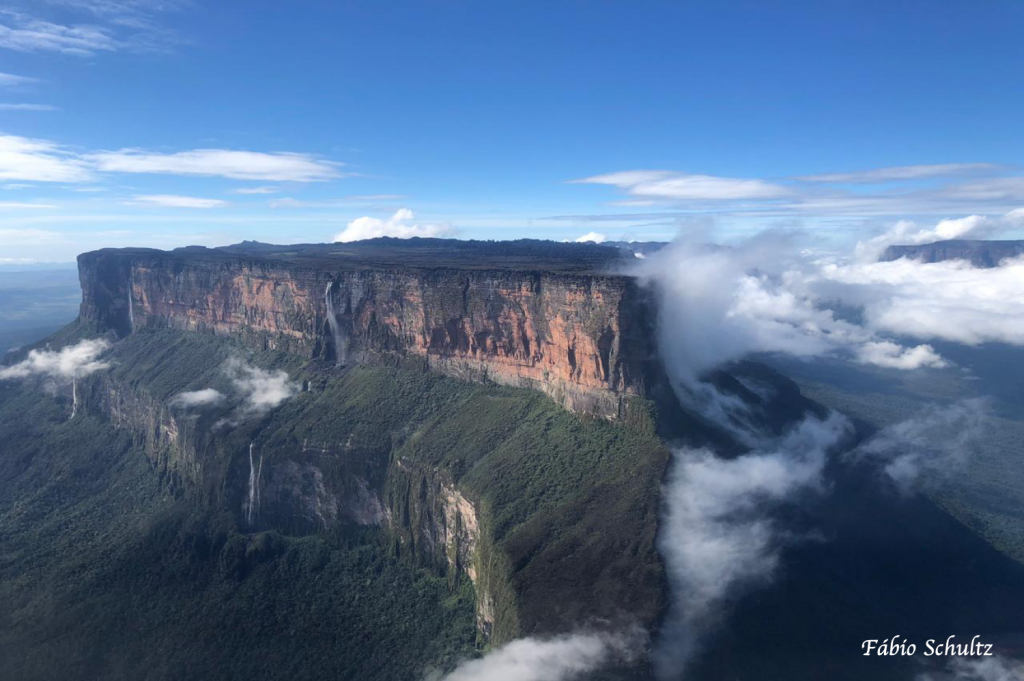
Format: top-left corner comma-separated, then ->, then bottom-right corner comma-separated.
2,1 -> 1024,262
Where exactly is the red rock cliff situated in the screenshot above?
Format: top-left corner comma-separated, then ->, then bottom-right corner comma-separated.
78,243 -> 657,417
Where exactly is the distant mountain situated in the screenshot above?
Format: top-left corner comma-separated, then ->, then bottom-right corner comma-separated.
882,239 -> 1024,267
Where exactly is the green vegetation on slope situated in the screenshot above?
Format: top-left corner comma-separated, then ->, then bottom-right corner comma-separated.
0,326 -> 670,679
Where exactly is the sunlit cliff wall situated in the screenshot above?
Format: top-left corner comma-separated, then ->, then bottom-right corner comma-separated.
78,249 -> 657,417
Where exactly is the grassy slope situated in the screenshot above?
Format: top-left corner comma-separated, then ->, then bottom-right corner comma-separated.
0,326 -> 670,679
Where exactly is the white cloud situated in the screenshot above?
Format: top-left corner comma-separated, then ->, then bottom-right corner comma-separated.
0,72 -> 40,86
0,338 -> 111,380
574,231 -> 607,243
131,194 -> 227,208
636,238 -> 943,389
656,413 -> 851,678
574,170 -> 789,201
800,163 -> 1000,184
232,186 -> 279,195
639,227 -> 1024,383
168,388 -> 225,409
0,134 -> 93,182
430,631 -> 640,681
853,212 -> 1010,262
333,208 -> 456,242
223,358 -> 298,417
0,202 -> 58,210
855,340 -> 946,370
346,194 -> 407,201
945,177 -> 1024,201
853,399 -> 990,492
0,103 -> 59,111
820,256 -> 1024,346
0,13 -> 118,55
88,148 -> 341,182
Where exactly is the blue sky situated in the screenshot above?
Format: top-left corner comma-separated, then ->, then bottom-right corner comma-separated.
1,0 -> 1024,261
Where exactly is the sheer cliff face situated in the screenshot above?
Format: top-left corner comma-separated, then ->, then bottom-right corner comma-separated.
78,249 -> 656,417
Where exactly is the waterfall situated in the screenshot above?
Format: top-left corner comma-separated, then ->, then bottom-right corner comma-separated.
246,441 -> 263,526
70,376 -> 77,420
127,277 -> 134,333
324,280 -> 346,365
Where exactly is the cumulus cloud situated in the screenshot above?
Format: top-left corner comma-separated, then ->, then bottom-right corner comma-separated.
428,631 -> 641,681
131,194 -> 227,208
852,210 -> 1020,262
635,237 -> 947,399
168,388 -> 225,409
852,399 -> 991,492
222,358 -> 298,417
655,412 -> 851,678
855,340 -> 946,370
573,231 -> 607,243
800,163 -> 1001,184
638,224 -> 1024,390
819,256 -> 1024,346
333,208 -> 456,242
574,170 -> 789,201
0,133 -> 93,183
88,148 -> 341,182
0,338 -> 111,380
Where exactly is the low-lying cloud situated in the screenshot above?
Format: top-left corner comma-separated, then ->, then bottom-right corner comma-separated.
168,388 -> 225,409
333,208 -> 456,242
852,399 -> 991,492
636,222 -> 1024,385
427,630 -> 641,681
223,358 -> 298,418
0,338 -> 111,381
655,412 -> 850,678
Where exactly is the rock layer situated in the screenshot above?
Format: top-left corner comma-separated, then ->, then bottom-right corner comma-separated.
78,245 -> 657,417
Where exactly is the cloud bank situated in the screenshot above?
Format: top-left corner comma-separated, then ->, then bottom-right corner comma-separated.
333,208 -> 456,242
636,221 -> 1024,391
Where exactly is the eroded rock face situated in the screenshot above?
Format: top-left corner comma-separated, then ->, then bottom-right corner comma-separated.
386,458 -> 506,639
78,248 -> 657,417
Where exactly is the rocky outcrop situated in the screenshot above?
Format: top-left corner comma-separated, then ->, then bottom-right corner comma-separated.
384,457 -> 515,640
77,244 -> 657,418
